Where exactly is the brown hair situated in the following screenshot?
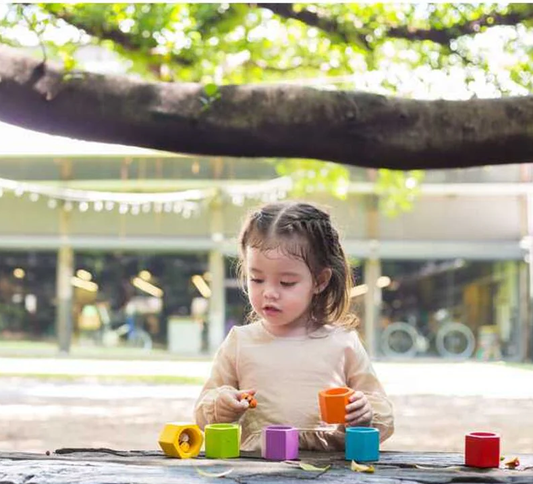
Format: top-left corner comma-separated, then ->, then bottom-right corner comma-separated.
237,201 -> 358,330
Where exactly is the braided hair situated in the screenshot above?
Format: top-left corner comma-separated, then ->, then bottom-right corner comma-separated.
238,201 -> 358,329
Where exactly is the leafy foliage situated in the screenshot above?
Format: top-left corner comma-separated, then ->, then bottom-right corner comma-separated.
376,169 -> 424,217
276,159 -> 351,200
0,3 -> 531,215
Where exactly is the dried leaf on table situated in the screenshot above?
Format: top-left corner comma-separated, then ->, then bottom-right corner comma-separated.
351,461 -> 375,473
195,467 -> 234,478
298,462 -> 331,472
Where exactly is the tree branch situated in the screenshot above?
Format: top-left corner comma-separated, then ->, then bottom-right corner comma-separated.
260,3 -> 533,47
0,45 -> 532,170
259,3 -> 370,50
42,6 -> 195,67
388,9 -> 533,44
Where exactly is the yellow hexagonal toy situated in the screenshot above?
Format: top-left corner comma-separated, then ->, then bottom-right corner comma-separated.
158,422 -> 204,459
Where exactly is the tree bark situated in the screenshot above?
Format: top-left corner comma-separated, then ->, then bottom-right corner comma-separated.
0,45 -> 532,170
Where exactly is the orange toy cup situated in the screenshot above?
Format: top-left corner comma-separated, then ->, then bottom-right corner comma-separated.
318,387 -> 355,424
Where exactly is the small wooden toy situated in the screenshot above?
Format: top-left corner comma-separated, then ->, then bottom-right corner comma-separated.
204,423 -> 241,459
261,425 -> 299,461
345,427 -> 380,462
239,392 -> 257,408
504,456 -> 520,469
465,431 -> 500,468
318,387 -> 355,424
179,433 -> 191,452
158,423 -> 203,459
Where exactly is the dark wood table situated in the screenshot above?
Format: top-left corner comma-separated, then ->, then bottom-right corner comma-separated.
1,448 -> 532,483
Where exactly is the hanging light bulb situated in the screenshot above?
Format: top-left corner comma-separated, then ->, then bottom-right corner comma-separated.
1,173 -> 291,219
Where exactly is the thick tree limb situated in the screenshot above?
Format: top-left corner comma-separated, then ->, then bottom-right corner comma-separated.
0,45 -> 532,170
261,4 -> 533,46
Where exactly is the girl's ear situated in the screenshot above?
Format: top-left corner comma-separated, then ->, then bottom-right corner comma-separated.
314,268 -> 332,294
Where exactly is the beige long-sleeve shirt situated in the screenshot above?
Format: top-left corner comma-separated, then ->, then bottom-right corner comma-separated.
194,322 -> 394,451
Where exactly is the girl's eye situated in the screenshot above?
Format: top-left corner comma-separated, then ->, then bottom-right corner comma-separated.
280,281 -> 297,287
250,278 -> 263,284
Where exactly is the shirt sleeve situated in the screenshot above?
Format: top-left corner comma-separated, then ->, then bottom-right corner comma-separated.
194,327 -> 240,429
344,330 -> 395,443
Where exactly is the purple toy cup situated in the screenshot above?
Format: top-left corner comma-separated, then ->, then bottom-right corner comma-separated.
261,425 -> 299,461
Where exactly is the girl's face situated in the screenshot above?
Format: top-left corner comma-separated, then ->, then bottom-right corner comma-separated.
245,246 -> 329,337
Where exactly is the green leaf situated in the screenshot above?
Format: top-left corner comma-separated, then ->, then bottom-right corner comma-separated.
204,83 -> 219,97
62,54 -> 76,72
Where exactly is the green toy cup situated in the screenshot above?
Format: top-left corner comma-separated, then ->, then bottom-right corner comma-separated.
204,423 -> 241,458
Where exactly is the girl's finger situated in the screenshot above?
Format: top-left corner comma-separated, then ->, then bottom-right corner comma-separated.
241,389 -> 256,395
346,404 -> 372,421
353,406 -> 372,421
348,391 -> 365,403
350,409 -> 373,425
219,393 -> 245,411
346,399 -> 366,413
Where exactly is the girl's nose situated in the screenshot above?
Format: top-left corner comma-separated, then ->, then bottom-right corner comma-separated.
264,285 -> 279,300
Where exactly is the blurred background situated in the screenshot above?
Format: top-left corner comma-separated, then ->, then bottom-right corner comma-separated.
0,2 -> 532,456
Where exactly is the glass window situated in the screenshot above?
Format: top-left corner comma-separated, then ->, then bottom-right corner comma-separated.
379,259 -> 522,360
0,251 -> 57,339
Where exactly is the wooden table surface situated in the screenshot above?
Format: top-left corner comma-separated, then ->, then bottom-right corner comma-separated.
1,448 -> 532,483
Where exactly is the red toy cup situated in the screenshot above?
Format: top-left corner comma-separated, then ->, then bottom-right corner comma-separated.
465,431 -> 500,468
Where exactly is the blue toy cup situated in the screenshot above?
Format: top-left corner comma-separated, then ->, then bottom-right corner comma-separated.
345,427 -> 380,462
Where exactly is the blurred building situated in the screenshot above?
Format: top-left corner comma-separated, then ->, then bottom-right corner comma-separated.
0,132 -> 531,361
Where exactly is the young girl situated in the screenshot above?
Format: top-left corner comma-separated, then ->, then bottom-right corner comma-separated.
194,201 -> 394,451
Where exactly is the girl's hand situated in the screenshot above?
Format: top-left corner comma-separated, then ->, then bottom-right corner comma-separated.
215,388 -> 256,423
345,391 -> 373,427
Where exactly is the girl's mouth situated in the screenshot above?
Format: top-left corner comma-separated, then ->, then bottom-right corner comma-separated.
263,306 -> 281,315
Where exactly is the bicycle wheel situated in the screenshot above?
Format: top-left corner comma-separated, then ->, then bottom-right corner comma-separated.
436,322 -> 475,359
128,329 -> 153,351
381,322 -> 419,358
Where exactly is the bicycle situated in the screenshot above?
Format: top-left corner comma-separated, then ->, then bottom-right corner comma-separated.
381,320 -> 476,359
96,303 -> 153,351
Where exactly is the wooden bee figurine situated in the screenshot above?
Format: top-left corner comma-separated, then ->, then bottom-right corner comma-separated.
240,392 -> 257,408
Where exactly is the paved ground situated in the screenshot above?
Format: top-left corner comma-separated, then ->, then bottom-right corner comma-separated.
1,358 -> 532,455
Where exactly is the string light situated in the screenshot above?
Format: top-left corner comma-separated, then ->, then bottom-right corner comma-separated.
0,176 -> 293,216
